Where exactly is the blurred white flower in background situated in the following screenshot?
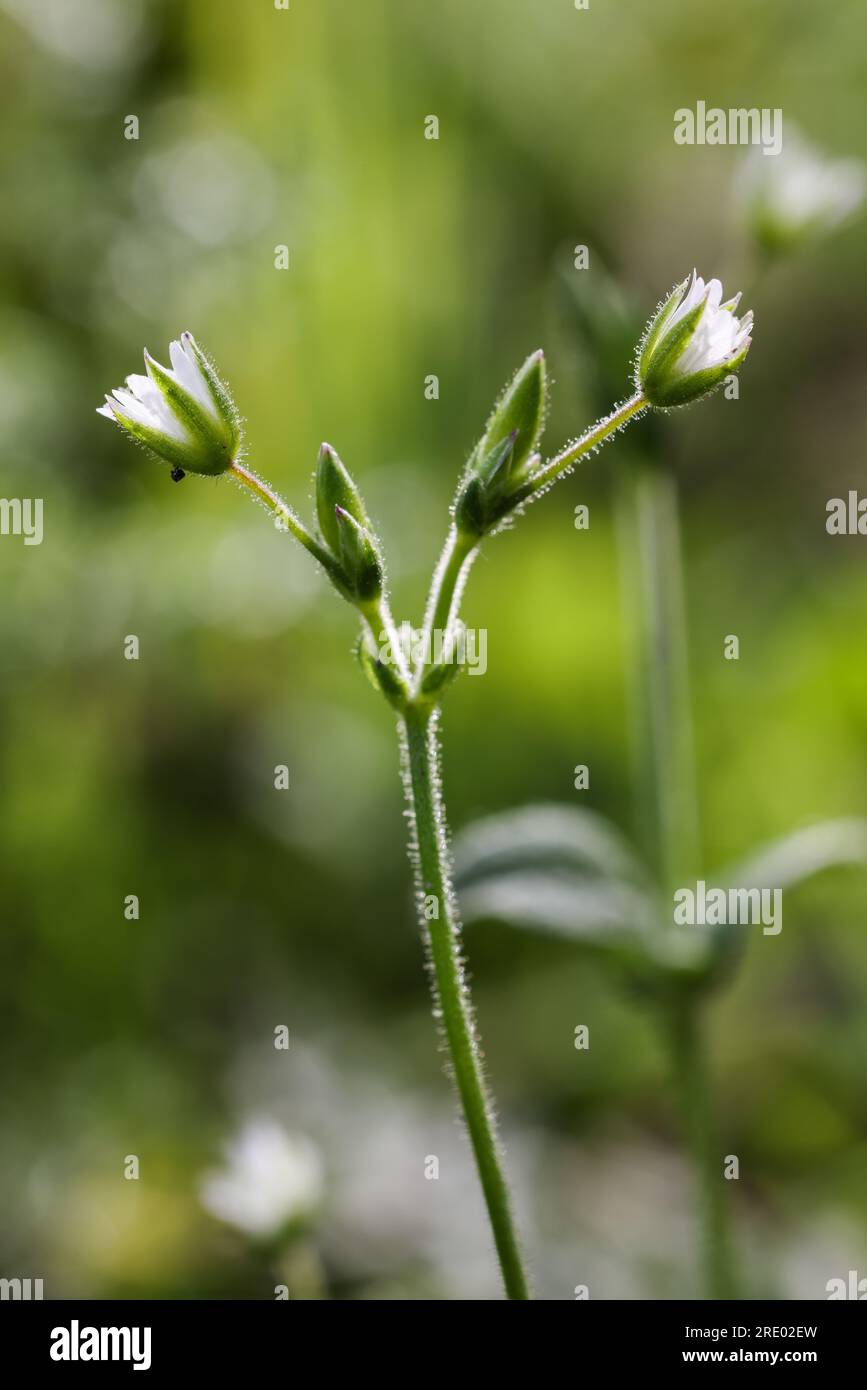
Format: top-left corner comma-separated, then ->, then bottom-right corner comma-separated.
778,1213 -> 867,1301
1,0 -> 146,71
227,1043 -> 536,1298
199,1118 -> 324,1240
737,128 -> 866,253
134,130 -> 275,247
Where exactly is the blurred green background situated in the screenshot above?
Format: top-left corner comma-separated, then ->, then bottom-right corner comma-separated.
1,0 -> 866,1299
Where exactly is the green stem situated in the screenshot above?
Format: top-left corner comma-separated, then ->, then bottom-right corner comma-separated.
230,460 -> 411,691
666,999 -> 738,1299
524,391 -> 649,495
418,394 -> 649,688
229,460 -> 338,574
616,458 -> 699,893
421,525 -> 477,661
401,704 -> 530,1299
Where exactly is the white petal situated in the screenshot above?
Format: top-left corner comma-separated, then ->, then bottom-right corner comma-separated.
113,386 -> 188,442
170,337 -> 218,419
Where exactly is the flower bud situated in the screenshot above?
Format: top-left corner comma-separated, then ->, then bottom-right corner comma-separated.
637,272 -> 753,409
315,443 -> 370,554
454,433 -> 517,536
334,505 -> 382,605
455,350 -> 547,536
479,349 -> 547,474
97,332 -> 241,476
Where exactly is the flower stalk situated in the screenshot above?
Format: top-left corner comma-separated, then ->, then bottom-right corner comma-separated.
98,283 -> 752,1299
402,705 -> 529,1299
420,391 -> 650,687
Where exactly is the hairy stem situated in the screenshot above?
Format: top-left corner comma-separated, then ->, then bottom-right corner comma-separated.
230,460 -> 410,689
401,704 -> 530,1299
525,391 -> 648,495
418,393 -> 649,687
666,999 -> 738,1299
229,460 -> 337,572
420,526 -> 477,666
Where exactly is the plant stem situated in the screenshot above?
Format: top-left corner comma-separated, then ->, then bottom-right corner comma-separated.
525,391 -> 648,495
666,998 -> 738,1299
229,460 -> 337,573
401,704 -> 530,1299
230,460 -> 411,689
615,458 -> 699,892
418,393 -> 649,687
420,525 -> 477,665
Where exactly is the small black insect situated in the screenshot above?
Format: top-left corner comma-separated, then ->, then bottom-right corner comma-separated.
170,467 -> 186,483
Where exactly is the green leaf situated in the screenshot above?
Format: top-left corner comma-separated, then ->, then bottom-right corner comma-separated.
455,803 -> 652,891
459,869 -> 656,941
701,818 -> 867,987
718,819 -> 867,891
454,805 -> 663,976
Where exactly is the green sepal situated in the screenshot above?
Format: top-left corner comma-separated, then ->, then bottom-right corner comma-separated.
478,350 -> 547,479
647,340 -> 751,409
144,352 -> 234,475
108,410 -> 200,474
478,431 -> 518,488
639,295 -> 708,405
180,332 -> 241,453
355,635 -> 406,710
454,476 -> 487,538
637,279 -> 688,381
315,444 -> 371,555
335,506 -> 382,603
454,433 -> 519,537
420,656 -> 463,699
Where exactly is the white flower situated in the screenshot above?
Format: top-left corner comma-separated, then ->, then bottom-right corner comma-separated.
637,271 -> 753,408
97,331 -> 241,477
199,1118 -> 324,1240
738,130 -> 866,252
